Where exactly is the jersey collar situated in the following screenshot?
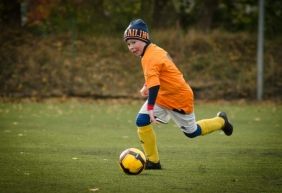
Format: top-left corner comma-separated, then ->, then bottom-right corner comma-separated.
141,42 -> 151,57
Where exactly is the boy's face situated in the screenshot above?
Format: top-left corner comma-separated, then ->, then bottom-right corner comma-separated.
126,39 -> 146,57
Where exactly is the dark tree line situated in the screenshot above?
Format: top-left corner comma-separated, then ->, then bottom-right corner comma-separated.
1,0 -> 282,37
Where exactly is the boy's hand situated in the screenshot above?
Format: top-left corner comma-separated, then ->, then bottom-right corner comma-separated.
140,85 -> 148,97
148,110 -> 158,124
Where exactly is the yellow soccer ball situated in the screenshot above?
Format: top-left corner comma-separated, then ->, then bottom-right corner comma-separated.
119,148 -> 146,175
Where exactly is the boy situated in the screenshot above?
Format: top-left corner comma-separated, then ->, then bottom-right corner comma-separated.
123,19 -> 233,169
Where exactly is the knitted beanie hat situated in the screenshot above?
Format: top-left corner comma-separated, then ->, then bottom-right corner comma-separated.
123,19 -> 150,43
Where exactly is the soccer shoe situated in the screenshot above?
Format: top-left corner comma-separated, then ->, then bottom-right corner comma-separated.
217,112 -> 233,136
145,160 -> 162,169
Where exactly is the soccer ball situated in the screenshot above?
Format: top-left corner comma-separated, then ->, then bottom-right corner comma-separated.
119,148 -> 146,175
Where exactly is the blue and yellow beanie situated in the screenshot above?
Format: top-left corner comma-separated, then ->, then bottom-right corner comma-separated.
124,19 -> 150,43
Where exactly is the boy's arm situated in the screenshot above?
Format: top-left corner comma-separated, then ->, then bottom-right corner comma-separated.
140,84 -> 148,97
147,85 -> 160,123
147,85 -> 160,110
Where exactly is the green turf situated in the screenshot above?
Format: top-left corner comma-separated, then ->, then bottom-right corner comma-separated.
0,100 -> 281,193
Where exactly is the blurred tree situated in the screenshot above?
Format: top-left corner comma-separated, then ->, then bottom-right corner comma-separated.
27,0 -> 59,26
1,0 -> 281,37
152,0 -> 178,28
24,0 -> 61,35
0,0 -> 21,28
213,0 -> 258,32
264,0 -> 282,38
102,0 -> 142,33
173,0 -> 195,29
140,0 -> 154,27
195,0 -> 219,31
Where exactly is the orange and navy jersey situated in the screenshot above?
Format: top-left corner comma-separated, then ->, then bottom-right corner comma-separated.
141,43 -> 194,113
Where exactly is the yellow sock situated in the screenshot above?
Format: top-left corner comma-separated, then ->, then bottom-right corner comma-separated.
197,117 -> 225,135
137,124 -> 159,163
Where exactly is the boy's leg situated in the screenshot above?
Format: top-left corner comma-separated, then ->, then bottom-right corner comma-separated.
169,111 -> 199,137
197,117 -> 224,135
197,112 -> 233,136
135,103 -> 165,169
137,124 -> 159,163
170,110 -> 232,137
136,114 -> 161,169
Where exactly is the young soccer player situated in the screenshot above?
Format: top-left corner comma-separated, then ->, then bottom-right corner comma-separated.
123,19 -> 233,169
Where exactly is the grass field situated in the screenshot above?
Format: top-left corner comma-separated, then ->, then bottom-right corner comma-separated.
0,99 -> 281,193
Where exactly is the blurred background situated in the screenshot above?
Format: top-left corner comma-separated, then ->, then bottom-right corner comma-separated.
0,0 -> 281,100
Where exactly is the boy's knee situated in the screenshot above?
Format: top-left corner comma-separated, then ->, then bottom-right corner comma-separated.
183,125 -> 202,138
136,113 -> 150,127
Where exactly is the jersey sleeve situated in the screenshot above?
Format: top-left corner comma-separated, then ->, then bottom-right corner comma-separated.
145,58 -> 163,88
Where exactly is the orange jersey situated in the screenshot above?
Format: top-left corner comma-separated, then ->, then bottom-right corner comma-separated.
141,43 -> 194,113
